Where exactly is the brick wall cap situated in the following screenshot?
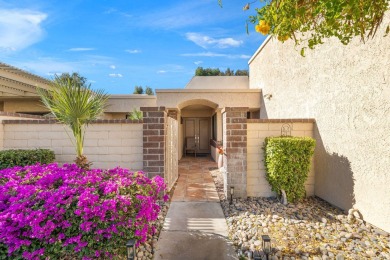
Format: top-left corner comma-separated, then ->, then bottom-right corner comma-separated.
247,118 -> 315,123
0,111 -> 46,119
140,106 -> 166,112
2,119 -> 142,124
222,107 -> 249,113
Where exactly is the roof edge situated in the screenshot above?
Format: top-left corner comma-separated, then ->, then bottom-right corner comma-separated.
248,36 -> 272,65
156,89 -> 261,93
108,94 -> 157,99
0,62 -> 52,85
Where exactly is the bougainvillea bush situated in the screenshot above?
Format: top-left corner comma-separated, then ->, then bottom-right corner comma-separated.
0,163 -> 168,259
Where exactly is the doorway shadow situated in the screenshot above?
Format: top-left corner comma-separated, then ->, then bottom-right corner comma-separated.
313,124 -> 356,211
260,93 -> 268,118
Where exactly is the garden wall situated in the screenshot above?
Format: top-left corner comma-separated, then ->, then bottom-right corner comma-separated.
248,14 -> 390,232
247,119 -> 315,197
1,119 -> 143,170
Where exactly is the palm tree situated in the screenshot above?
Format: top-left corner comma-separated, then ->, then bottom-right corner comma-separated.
127,108 -> 143,120
37,74 -> 109,169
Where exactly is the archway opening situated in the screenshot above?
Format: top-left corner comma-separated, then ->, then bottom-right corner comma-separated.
177,99 -> 220,160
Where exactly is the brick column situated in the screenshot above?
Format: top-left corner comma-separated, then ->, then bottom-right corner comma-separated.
141,107 -> 166,178
222,107 -> 249,199
166,108 -> 178,120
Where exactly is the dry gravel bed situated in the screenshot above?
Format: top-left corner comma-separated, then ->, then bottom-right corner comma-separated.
133,201 -> 169,260
210,169 -> 390,260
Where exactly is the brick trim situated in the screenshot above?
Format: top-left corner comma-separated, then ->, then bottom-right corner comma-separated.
142,107 -> 166,178
221,107 -> 250,113
0,111 -> 46,119
2,119 -> 142,124
247,118 -> 315,123
140,106 -> 166,112
222,107 -> 249,199
167,108 -> 179,120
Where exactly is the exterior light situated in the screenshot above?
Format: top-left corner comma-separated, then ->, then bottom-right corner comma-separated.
262,235 -> 271,260
126,239 -> 136,260
230,186 -> 234,205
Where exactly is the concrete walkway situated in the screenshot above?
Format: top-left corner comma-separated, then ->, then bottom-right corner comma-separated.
154,156 -> 237,260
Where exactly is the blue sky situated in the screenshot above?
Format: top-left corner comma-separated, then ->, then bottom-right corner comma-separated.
0,0 -> 267,94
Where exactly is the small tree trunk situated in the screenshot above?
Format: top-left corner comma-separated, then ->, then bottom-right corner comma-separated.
281,189 -> 288,205
74,155 -> 92,170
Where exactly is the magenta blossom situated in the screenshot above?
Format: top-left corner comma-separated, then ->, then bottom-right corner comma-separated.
0,163 -> 168,259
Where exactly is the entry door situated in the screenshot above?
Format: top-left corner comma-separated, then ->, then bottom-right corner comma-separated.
184,118 -> 210,154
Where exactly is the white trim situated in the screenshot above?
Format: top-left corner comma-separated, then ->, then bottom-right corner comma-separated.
108,94 -> 157,99
156,89 -> 261,93
248,36 -> 272,65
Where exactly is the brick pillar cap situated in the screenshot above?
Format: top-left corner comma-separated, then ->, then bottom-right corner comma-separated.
140,106 -> 166,112
222,107 -> 249,113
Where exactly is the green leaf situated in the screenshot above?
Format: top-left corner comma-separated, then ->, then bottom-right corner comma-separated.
300,47 -> 306,57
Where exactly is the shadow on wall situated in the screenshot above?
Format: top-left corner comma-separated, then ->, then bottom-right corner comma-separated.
314,124 -> 356,211
260,93 -> 268,119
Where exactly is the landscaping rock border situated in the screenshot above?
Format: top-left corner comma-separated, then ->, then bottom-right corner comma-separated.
210,169 -> 390,259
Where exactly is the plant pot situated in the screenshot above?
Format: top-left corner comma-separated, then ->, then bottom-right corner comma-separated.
218,154 -> 223,168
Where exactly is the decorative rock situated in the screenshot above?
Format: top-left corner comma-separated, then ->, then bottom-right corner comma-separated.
366,250 -> 376,257
254,240 -> 262,247
374,228 -> 389,237
210,169 -> 390,260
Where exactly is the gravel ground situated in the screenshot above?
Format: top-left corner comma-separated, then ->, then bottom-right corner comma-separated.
134,201 -> 170,260
210,169 -> 390,259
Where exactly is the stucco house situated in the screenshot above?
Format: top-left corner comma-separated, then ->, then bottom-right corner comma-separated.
0,15 -> 389,233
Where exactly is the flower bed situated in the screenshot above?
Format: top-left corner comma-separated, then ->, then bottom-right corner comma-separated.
0,163 -> 168,259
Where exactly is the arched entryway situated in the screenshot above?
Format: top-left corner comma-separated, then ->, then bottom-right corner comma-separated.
177,99 -> 221,160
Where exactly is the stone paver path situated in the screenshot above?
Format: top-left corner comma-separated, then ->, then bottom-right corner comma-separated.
154,156 -> 237,260
171,156 -> 219,202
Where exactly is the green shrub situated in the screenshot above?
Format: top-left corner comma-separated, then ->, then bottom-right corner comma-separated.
0,149 -> 55,169
263,136 -> 316,202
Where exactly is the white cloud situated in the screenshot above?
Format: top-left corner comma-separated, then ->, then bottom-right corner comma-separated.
68,47 -> 95,52
109,73 -> 123,78
136,2 -> 209,29
181,52 -> 251,59
8,55 -> 114,79
185,33 -> 243,49
110,65 -> 116,69
155,65 -> 186,74
194,61 -> 203,65
125,49 -> 141,54
0,9 -> 47,51
104,8 -> 132,18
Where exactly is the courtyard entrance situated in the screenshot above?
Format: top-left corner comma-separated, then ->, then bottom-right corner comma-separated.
171,156 -> 219,202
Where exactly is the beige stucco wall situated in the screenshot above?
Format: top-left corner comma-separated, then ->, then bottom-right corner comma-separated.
2,123 -> 143,170
156,89 -> 261,109
106,95 -> 157,113
247,122 -> 315,197
249,15 -> 390,232
185,76 -> 249,89
3,100 -> 47,113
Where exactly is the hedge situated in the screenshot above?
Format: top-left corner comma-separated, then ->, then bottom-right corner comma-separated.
263,136 -> 316,202
0,149 -> 55,170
